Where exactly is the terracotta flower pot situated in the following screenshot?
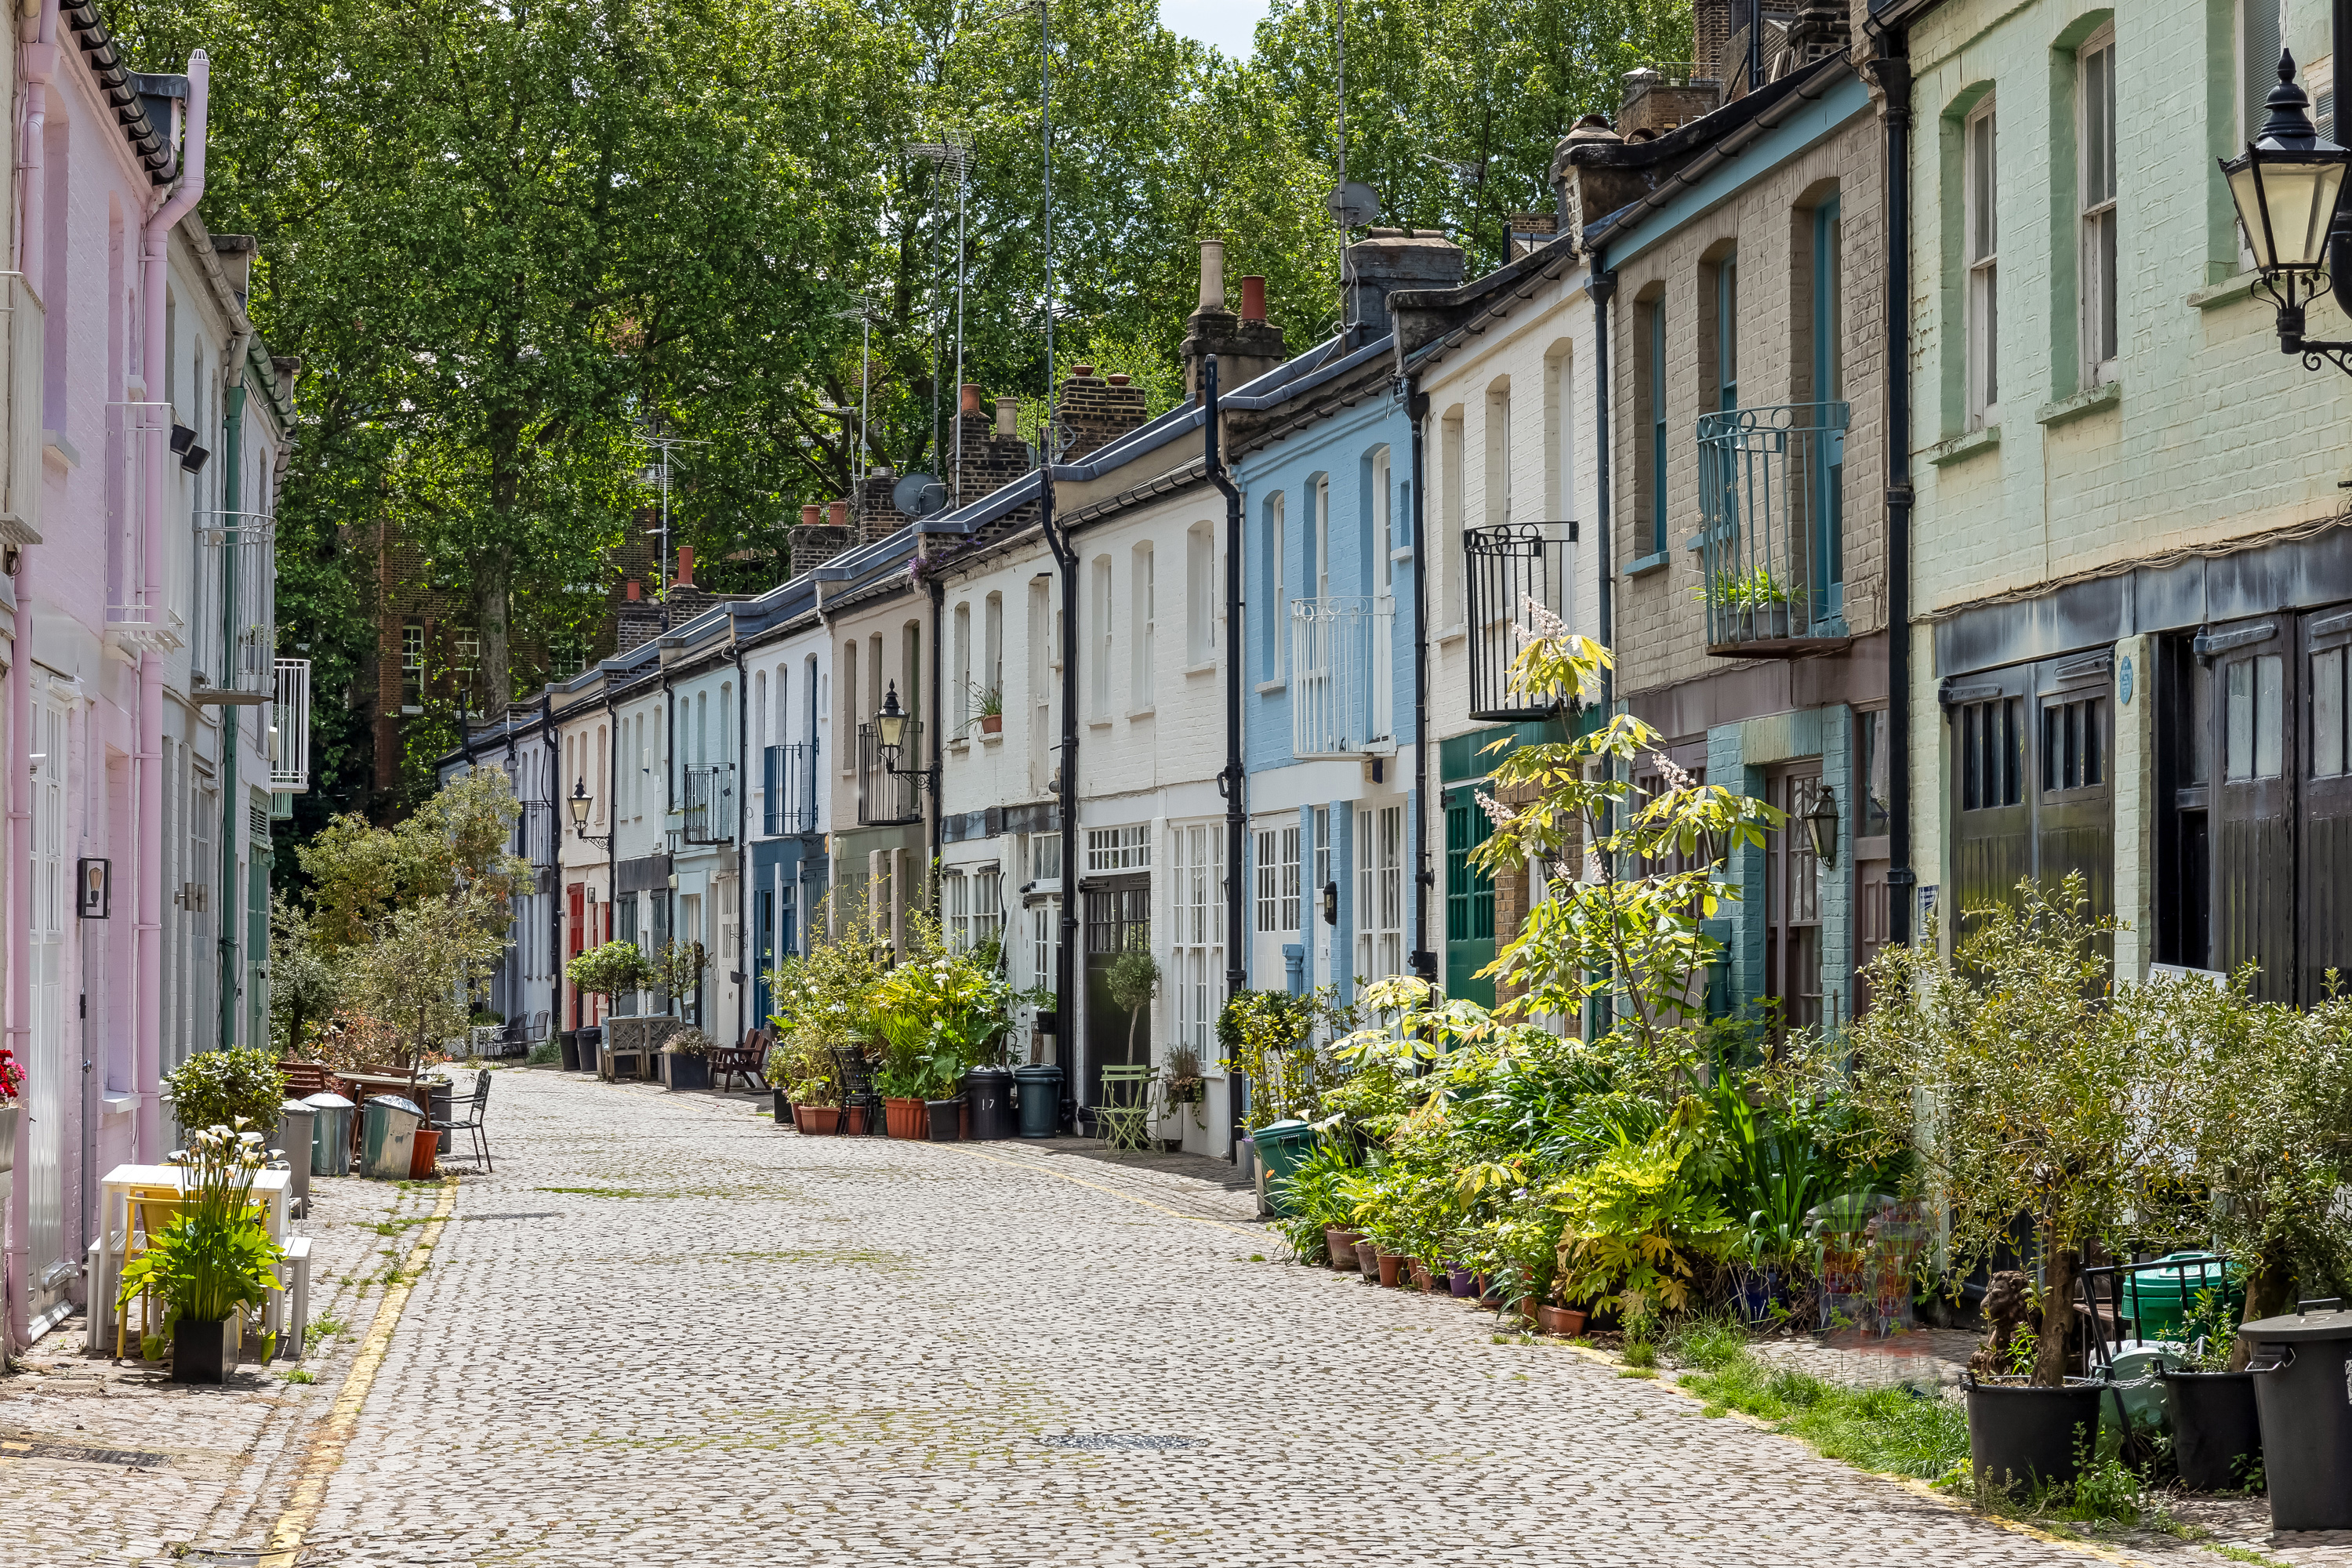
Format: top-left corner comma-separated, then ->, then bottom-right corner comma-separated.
884,1097 -> 928,1140
1353,1240 -> 1381,1279
1326,1229 -> 1363,1271
1377,1250 -> 1406,1288
795,1105 -> 845,1135
980,713 -> 1004,735
1536,1305 -> 1588,1337
1409,1260 -> 1436,1292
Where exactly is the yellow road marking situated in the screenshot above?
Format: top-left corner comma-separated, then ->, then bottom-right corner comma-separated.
259,1177 -> 456,1567
937,1142 -> 1262,1238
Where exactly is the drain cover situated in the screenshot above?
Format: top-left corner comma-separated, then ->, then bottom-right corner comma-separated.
1040,1433 -> 1203,1450
459,1211 -> 563,1221
0,1435 -> 172,1468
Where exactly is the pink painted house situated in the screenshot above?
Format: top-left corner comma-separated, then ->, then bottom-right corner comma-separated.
2,0 -> 298,1349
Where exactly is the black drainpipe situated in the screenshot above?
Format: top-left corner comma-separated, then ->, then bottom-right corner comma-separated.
1204,358 -> 1247,1161
1406,380 -> 1435,993
661,668 -> 677,1018
1875,36 -> 1916,952
732,641 -> 750,1043
1588,263 -> 1616,1040
1041,465 -> 1080,1133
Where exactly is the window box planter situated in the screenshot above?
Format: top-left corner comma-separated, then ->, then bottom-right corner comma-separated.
173,1316 -> 238,1384
662,1052 -> 711,1092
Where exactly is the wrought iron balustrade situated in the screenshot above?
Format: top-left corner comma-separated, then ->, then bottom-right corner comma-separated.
1289,596 -> 1396,758
270,659 -> 310,792
681,764 -> 737,845
763,742 -> 820,836
1465,521 -> 1580,720
190,511 -> 276,702
1694,401 -> 1850,655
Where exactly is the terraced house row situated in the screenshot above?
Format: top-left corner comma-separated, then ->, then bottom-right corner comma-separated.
445,0 -> 2352,1150
0,9 -> 303,1352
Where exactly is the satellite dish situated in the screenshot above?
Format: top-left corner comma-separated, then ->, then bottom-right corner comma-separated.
1327,181 -> 1379,228
892,472 -> 949,518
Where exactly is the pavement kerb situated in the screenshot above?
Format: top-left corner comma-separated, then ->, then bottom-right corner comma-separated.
258,1176 -> 457,1568
934,1141 -> 1265,1239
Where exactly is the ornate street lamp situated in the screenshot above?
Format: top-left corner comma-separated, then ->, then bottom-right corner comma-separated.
875,681 -> 937,794
568,778 -> 609,849
2220,49 -> 2352,372
1806,786 -> 1840,869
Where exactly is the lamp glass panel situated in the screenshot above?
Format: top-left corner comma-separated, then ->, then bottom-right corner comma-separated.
877,713 -> 906,749
2234,158 -> 2348,269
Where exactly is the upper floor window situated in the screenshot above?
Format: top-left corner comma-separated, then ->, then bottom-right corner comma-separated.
1484,387 -> 1512,528
1265,491 -> 1288,674
1090,554 -> 1113,717
1645,300 -> 1668,554
1186,521 -> 1214,665
2080,27 -> 2118,386
1439,414 -> 1465,628
1715,251 -> 1739,412
1131,543 -> 1155,710
1965,97 -> 2000,430
1312,477 -> 1331,601
1371,448 -> 1393,600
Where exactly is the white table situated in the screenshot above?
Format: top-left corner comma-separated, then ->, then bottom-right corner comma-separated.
87,1163 -> 293,1354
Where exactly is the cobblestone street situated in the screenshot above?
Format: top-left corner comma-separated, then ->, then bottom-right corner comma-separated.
9,1068 -> 2344,1566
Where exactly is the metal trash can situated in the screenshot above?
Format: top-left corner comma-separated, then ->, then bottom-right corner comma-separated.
306,1092 -> 356,1178
277,1100 -> 318,1212
965,1067 -> 1015,1140
1251,1118 -> 1317,1215
361,1096 -> 424,1180
2245,1303 -> 2352,1529
1014,1064 -> 1062,1138
575,1025 -> 603,1073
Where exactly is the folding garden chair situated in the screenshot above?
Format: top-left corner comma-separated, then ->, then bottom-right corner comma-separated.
1094,1065 -> 1156,1154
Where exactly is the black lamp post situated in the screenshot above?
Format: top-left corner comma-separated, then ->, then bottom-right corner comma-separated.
2221,49 -> 2352,373
569,778 -> 609,849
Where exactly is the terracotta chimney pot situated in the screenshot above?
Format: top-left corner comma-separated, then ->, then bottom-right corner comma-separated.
1240,276 -> 1268,323
1073,363 -> 1095,379
1106,373 -> 1131,386
828,499 -> 849,528
676,546 -> 695,588
960,383 -> 984,415
625,578 -> 641,602
800,503 -> 822,527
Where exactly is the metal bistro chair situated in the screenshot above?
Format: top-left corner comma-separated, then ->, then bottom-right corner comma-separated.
429,1071 -> 494,1174
830,1046 -> 883,1135
1095,1065 -> 1156,1155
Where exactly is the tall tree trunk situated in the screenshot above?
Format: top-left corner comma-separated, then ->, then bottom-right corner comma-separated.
2228,1257 -> 2296,1370
2034,1239 -> 2080,1388
474,548 -> 513,719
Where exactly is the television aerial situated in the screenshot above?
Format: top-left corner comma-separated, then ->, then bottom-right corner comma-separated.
893,472 -> 949,519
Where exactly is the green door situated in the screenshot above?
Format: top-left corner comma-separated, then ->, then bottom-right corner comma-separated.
1444,787 -> 1495,1007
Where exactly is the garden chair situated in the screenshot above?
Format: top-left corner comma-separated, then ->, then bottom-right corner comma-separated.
710,1031 -> 768,1094
116,1188 -> 192,1359
1094,1065 -> 1155,1155
428,1072 -> 494,1174
830,1046 -> 882,1134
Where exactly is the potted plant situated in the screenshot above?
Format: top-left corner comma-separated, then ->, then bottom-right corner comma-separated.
2159,1284 -> 2264,1493
972,682 -> 1005,736
1160,1044 -> 1210,1129
0,1045 -> 23,1178
568,941 -> 655,1033
116,1123 -> 285,1382
660,1029 -> 714,1091
1831,877 -> 2216,1496
162,1048 -> 289,1147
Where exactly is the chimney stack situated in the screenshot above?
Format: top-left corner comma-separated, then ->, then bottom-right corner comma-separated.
1342,230 -> 1466,348
1055,362 -> 1148,463
1181,240 -> 1287,403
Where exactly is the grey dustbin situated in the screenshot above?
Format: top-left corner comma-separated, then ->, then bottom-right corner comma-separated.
361,1095 -> 423,1180
2243,1304 -> 2352,1529
305,1092 -> 356,1178
277,1100 -> 318,1211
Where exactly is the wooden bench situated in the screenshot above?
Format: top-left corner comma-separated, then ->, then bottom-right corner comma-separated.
710,1030 -> 771,1094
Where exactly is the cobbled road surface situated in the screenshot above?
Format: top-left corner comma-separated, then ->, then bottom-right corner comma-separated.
20,1067 -> 2299,1566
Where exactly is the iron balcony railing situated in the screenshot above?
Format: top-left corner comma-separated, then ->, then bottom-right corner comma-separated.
191,510 -> 277,702
762,742 -> 820,837
517,799 -> 558,868
682,764 -> 737,845
1695,401 -> 1849,652
1290,596 -> 1396,758
855,721 -> 924,826
270,659 -> 310,793
1465,521 -> 1579,720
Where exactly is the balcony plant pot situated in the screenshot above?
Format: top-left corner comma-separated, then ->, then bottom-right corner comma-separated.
1326,1228 -> 1363,1271
661,1052 -> 711,1093
1963,1376 -> 2104,1495
773,1088 -> 792,1124
925,1098 -> 964,1142
1536,1305 -> 1588,1338
1752,604 -> 1789,641
1353,1239 -> 1381,1279
173,1316 -> 238,1384
884,1097 -> 928,1140
2162,1368 -> 2262,1492
980,713 -> 1004,735
0,1103 -> 20,1176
